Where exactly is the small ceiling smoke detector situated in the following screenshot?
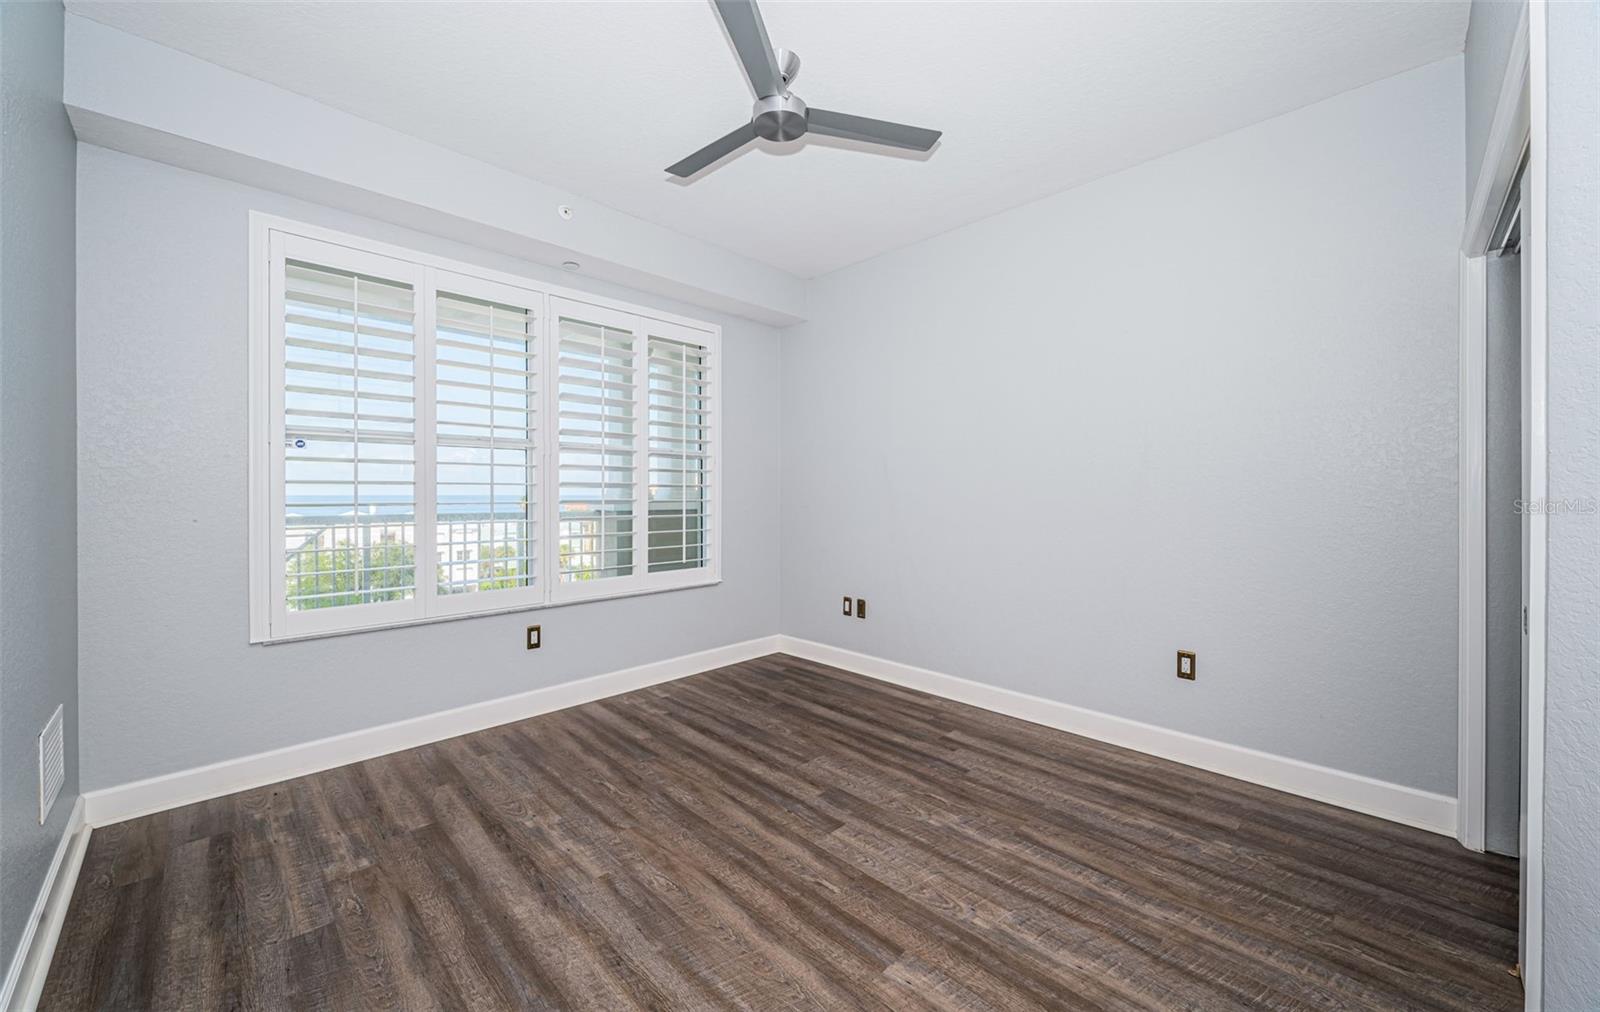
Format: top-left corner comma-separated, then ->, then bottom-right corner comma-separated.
557,204 -> 573,220
561,260 -> 581,272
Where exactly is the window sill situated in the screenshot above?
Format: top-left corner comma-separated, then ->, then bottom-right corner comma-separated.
254,577 -> 722,646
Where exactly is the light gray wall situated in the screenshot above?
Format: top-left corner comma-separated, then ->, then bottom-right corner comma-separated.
781,57 -> 1464,793
75,145 -> 781,791
1464,0 -> 1526,204
1540,0 -> 1600,1002
0,0 -> 79,972
1483,250 -> 1520,856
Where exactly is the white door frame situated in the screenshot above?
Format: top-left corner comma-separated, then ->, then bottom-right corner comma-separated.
1455,2 -> 1543,1006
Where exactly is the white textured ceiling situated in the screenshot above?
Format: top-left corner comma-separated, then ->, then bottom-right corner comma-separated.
66,1 -> 1469,278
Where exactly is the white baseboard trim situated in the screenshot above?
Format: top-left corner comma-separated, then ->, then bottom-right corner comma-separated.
83,635 -> 783,828
775,636 -> 1458,836
2,796 -> 90,1012
79,632 -> 1457,838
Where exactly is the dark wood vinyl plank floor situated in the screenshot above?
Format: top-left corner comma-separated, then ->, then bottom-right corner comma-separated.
40,654 -> 1521,1010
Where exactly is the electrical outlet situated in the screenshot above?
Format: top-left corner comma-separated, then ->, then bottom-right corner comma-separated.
856,597 -> 867,619
842,596 -> 853,616
1176,650 -> 1195,680
526,625 -> 541,650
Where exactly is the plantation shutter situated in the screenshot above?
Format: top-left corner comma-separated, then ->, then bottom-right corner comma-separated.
256,223 -> 721,642
646,332 -> 712,573
281,258 -> 418,614
433,284 -> 539,602
553,300 -> 638,585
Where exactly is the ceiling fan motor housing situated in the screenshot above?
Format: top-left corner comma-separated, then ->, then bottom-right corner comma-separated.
753,93 -> 808,142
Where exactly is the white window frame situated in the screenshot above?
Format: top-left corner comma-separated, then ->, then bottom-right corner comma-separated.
249,213 -> 722,643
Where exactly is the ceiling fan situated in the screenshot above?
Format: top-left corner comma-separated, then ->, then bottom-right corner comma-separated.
666,0 -> 943,178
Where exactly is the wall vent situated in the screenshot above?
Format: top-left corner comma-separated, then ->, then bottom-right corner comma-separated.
38,704 -> 64,824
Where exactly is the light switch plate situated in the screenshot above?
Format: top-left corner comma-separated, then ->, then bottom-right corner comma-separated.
526,625 -> 541,650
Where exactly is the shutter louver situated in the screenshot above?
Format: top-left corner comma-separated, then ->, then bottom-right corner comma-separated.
646,336 -> 711,573
556,312 -> 637,582
434,292 -> 537,595
282,260 -> 417,611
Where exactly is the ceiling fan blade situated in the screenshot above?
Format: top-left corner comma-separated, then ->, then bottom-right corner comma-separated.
806,108 -> 942,152
666,122 -> 759,178
713,0 -> 783,98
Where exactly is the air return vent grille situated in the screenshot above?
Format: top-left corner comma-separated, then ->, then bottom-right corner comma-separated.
38,704 -> 64,824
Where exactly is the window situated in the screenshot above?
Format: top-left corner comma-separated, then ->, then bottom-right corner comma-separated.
645,330 -> 711,575
281,258 -> 418,616
554,301 -> 638,588
251,219 -> 720,641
